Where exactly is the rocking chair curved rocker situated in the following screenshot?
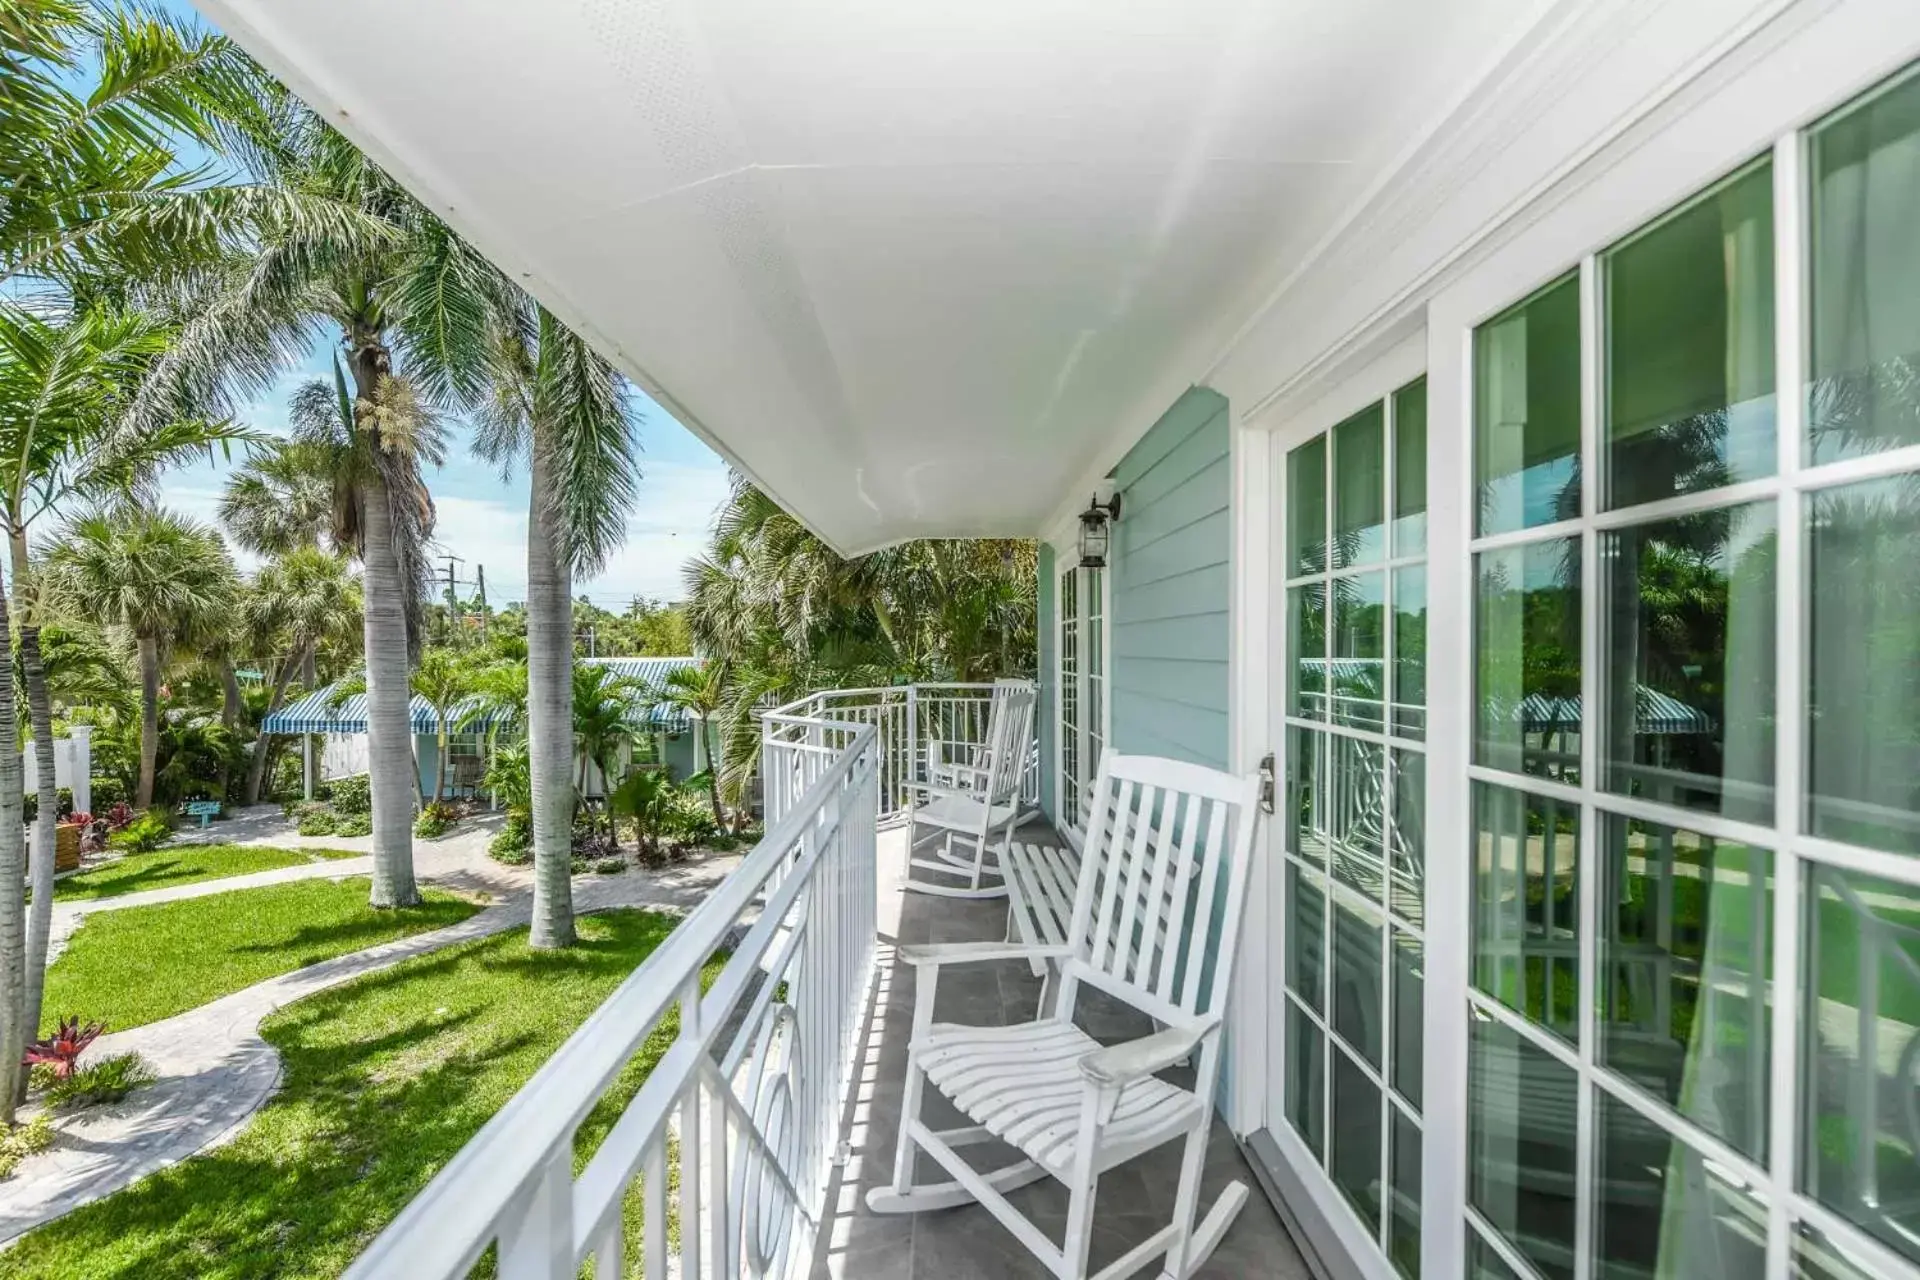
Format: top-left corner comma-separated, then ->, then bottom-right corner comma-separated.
869,751 -> 1263,1280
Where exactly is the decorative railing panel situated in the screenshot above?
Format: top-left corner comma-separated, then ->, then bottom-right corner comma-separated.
344,716 -> 879,1280
762,681 -> 1039,825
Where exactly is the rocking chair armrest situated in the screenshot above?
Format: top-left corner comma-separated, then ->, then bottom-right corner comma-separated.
898,941 -> 1070,970
1079,1017 -> 1221,1089
903,780 -> 979,803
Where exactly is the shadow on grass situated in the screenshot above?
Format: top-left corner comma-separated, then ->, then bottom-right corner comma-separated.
6,910 -> 688,1280
230,900 -> 478,965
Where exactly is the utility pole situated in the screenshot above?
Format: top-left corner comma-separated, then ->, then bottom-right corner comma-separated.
439,553 -> 464,642
475,564 -> 489,640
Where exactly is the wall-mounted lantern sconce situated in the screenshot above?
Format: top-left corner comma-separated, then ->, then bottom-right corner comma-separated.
1078,490 -> 1122,568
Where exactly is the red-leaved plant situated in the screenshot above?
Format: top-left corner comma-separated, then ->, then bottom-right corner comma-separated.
23,1017 -> 105,1079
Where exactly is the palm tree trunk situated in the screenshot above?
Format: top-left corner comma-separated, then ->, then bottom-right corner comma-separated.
244,643 -> 307,805
527,452 -> 575,948
0,584 -> 24,1126
217,656 -> 244,805
360,472 -> 420,908
432,723 -> 448,806
9,532 -> 55,1101
136,633 -> 161,810
702,719 -> 724,826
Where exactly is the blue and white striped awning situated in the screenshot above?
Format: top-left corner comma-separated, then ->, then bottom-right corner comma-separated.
1518,688 -> 1713,735
261,656 -> 703,735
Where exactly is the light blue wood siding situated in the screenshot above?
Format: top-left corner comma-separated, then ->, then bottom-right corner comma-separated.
1109,387 -> 1231,770
1036,543 -> 1057,821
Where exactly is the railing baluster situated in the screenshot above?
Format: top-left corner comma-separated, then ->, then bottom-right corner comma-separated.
497,1149 -> 573,1280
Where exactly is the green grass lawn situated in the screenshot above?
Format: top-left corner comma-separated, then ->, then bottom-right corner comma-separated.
4,910 -> 700,1280
54,845 -> 363,903
42,878 -> 478,1034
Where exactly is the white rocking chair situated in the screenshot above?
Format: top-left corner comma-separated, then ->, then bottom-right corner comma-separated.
903,682 -> 1036,899
926,678 -> 1034,794
870,752 -> 1263,1280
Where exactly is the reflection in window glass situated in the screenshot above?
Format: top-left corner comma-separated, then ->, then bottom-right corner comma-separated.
1603,158 -> 1776,509
1394,566 -> 1428,740
1801,864 -> 1920,1265
1469,1015 -> 1579,1280
1391,1110 -> 1423,1279
1329,732 -> 1385,897
1476,272 -> 1583,536
1392,929 -> 1424,1109
1395,377 -> 1429,558
1334,896 -> 1384,1067
1469,1232 -> 1526,1280
1288,1000 -> 1326,1160
1807,475 -> 1920,854
1291,435 -> 1329,574
1593,1092 -> 1769,1280
1474,783 -> 1581,1041
1331,1046 -> 1384,1234
1792,1222 -> 1887,1280
1335,403 -> 1388,569
1602,502 -> 1777,824
1476,538 -> 1583,783
1289,727 -> 1326,870
1288,863 -> 1327,1012
1391,749 -> 1426,926
1290,583 -> 1328,720
1599,816 -> 1771,1160
1808,63 -> 1920,465
1334,573 -> 1387,732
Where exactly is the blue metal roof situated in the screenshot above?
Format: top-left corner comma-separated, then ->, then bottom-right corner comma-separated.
261,656 -> 703,735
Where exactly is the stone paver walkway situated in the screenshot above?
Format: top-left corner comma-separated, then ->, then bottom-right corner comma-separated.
1,819 -> 742,1244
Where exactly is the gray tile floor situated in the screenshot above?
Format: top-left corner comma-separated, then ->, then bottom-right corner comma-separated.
809,823 -> 1308,1280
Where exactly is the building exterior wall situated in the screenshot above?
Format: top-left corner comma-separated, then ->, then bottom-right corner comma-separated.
1108,387 -> 1232,770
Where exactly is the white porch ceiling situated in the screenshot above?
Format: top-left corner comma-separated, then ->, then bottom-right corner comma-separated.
201,0 -> 1545,554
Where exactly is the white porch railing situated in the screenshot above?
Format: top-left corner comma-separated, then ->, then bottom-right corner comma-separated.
344,712 -> 879,1280
761,681 -> 1040,824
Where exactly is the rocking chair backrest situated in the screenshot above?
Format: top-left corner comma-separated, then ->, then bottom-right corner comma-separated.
1063,752 -> 1262,1023
981,684 -> 1037,809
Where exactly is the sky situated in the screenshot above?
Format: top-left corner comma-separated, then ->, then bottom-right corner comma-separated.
149,0 -> 733,608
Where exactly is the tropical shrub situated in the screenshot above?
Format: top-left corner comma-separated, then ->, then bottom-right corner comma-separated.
23,1017 -> 105,1079
296,809 -> 338,837
610,769 -> 675,866
488,809 -> 533,865
21,787 -> 75,825
88,777 -> 127,810
328,774 -> 372,815
103,802 -> 134,832
34,1052 -> 155,1110
482,739 -> 531,811
333,812 -> 372,838
0,1117 -> 54,1180
106,811 -> 171,853
413,802 -> 460,838
592,857 -> 626,875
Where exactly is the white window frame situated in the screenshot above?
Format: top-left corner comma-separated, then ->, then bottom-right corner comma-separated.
1256,330 -> 1431,1280
1050,536 -> 1113,846
1424,41 -> 1920,1280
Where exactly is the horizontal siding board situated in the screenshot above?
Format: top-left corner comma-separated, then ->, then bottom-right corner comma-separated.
1112,611 -> 1230,662
1117,455 -> 1231,552
1112,388 -> 1227,489
1107,387 -> 1231,777
1111,659 -> 1231,714
1115,510 -> 1230,587
1117,418 -> 1229,514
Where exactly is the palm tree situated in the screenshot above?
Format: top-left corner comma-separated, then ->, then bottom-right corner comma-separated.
412,649 -> 478,807
652,663 -> 728,827
572,664 -> 645,843
284,360 -> 446,907
474,300 -> 637,948
0,300 -> 262,1089
241,546 -> 361,803
43,507 -> 236,811
219,441 -> 338,556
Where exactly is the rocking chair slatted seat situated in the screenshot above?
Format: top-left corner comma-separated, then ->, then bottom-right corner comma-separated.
904,682 -> 1036,899
870,752 -> 1264,1280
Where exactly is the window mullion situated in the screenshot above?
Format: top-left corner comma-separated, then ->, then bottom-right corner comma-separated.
1573,251 -> 1601,1280
1766,126 -> 1808,1280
